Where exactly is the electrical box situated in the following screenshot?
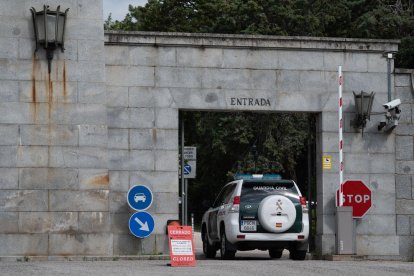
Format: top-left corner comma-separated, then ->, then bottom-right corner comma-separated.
335,206 -> 355,255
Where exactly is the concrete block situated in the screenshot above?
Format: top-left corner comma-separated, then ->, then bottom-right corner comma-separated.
346,72 -> 387,94
356,235 -> 399,255
316,214 -> 335,235
397,215 -> 410,235
77,0 -> 103,19
141,235 -> 157,254
315,234 -> 335,255
0,80 -> 18,102
130,150 -> 155,171
155,67 -> 202,88
0,146 -> 17,166
20,125 -> 79,146
0,212 -> 18,233
49,233 -> 113,256
154,129 -> 178,150
109,129 -> 129,149
396,86 -> 414,103
0,234 -> 48,256
66,18 -> 103,41
79,125 -> 108,147
130,108 -> 155,128
0,125 -> 18,145
355,215 -> 396,235
369,174 -> 395,193
78,82 -> 107,104
399,104 -> 412,123
223,49 -> 278,69
53,104 -> 107,125
130,171 -> 178,193
370,192 -> 396,215
279,50 -> 324,71
153,192 -> 179,214
0,190 -> 48,211
79,212 -> 111,233
124,46 -> 166,66
113,234 -> 141,255
20,80 -> 78,104
130,129 -> 154,150
396,136 -> 414,160
155,234 -> 170,255
105,46 -> 130,66
49,146 -> 108,169
155,150 -> 178,171
154,88 -> 176,108
0,168 -> 18,189
411,215 -> 414,235
78,39 -> 105,62
396,124 -> 414,136
19,168 -> 79,190
106,86 -> 128,107
79,169 -> 109,190
0,37 -> 18,59
177,48 -> 223,68
109,192 -> 129,213
367,54 -> 388,73
396,175 -> 412,199
109,149 -> 130,170
16,146 -> 48,167
108,107 -> 129,128
19,212 -> 78,234
155,108 -> 178,129
395,74 -> 412,87
397,161 -> 414,174
399,236 -> 414,261
0,102 -> 34,124
396,199 -> 414,215
109,171 -> 129,192
345,153 -> 395,174
153,214 -> 179,235
111,214 -> 130,234
106,65 -> 154,87
129,87 -> 155,108
50,190 -> 109,211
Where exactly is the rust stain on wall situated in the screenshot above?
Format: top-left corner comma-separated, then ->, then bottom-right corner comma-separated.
86,174 -> 110,186
63,60 -> 67,102
47,72 -> 54,120
31,54 -> 38,122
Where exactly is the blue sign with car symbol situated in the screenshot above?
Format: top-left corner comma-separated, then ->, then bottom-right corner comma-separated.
127,185 -> 153,211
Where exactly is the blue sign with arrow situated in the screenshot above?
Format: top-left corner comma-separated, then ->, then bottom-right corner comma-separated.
127,185 -> 153,211
129,211 -> 155,238
183,164 -> 192,175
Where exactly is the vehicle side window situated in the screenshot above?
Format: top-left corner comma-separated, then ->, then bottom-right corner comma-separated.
213,183 -> 235,207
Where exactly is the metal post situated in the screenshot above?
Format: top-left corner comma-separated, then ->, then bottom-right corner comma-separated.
181,120 -> 185,225
387,54 -> 392,102
184,178 -> 188,225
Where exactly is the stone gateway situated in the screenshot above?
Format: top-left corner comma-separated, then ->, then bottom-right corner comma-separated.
0,0 -> 413,261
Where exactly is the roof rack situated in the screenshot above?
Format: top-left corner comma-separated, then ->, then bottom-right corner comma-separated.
234,173 -> 282,180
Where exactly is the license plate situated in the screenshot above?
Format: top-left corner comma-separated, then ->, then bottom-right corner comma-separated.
241,220 -> 257,231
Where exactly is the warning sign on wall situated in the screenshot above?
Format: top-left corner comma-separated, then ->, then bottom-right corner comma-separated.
323,156 -> 332,170
168,225 -> 196,267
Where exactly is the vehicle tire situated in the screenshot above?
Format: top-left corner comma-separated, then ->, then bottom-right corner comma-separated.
202,230 -> 217,258
220,231 -> 236,260
289,249 -> 307,260
269,248 -> 283,259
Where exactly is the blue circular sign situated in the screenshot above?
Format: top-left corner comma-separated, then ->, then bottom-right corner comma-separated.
127,185 -> 153,211
184,164 -> 191,175
129,212 -> 155,238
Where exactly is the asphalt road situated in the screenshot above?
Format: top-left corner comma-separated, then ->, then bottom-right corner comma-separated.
0,233 -> 413,276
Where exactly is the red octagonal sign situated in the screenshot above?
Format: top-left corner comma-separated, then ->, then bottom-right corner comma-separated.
336,180 -> 372,218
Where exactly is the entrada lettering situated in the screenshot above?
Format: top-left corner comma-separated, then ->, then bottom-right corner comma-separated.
230,97 -> 271,106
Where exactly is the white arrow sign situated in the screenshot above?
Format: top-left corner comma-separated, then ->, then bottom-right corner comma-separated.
134,217 -> 149,231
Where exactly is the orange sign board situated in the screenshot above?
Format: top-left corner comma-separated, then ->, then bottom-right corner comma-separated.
168,225 -> 196,267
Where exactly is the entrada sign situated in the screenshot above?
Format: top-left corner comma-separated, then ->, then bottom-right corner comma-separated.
230,97 -> 271,107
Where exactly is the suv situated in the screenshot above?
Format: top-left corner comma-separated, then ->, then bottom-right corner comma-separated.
201,174 -> 309,260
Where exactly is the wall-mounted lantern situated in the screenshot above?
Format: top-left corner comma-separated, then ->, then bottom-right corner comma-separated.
352,91 -> 375,132
30,5 -> 69,73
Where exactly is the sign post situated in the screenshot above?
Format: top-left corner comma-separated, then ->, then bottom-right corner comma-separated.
182,146 -> 196,225
168,225 -> 196,267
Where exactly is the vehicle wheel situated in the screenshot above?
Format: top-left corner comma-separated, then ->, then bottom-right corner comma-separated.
269,248 -> 283,259
202,231 -> 217,258
220,231 -> 236,260
289,249 -> 307,260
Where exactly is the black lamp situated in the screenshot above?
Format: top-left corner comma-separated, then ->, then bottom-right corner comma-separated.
30,5 -> 69,73
352,91 -> 375,131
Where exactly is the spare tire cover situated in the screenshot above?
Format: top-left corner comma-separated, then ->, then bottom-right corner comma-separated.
258,195 -> 297,233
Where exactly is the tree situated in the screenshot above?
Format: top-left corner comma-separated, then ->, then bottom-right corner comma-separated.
107,0 -> 414,68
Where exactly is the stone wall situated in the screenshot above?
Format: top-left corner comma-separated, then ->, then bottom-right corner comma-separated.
395,69 -> 414,260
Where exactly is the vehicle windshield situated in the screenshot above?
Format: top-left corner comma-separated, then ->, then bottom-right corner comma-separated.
240,180 -> 298,203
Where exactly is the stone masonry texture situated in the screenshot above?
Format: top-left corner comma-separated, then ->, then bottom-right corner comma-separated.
0,0 -> 413,260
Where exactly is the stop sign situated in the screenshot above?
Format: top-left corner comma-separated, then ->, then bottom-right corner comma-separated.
336,180 -> 372,218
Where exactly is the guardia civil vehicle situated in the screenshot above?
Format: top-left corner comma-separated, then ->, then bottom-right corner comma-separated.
201,174 -> 309,260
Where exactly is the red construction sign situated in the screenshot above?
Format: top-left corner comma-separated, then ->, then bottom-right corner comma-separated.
168,225 -> 196,267
336,179 -> 372,218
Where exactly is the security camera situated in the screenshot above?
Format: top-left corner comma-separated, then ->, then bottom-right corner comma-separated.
383,99 -> 401,110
